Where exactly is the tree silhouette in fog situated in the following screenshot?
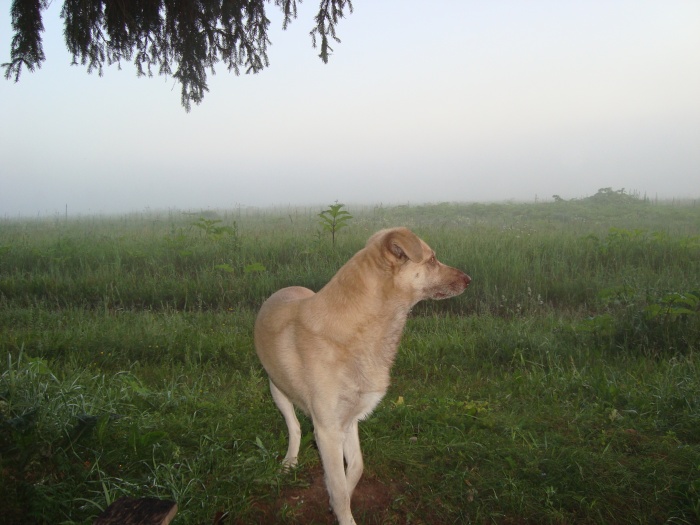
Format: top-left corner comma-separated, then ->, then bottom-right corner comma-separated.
4,0 -> 353,110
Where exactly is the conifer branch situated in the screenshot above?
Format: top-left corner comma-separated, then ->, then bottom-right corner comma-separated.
3,0 -> 352,110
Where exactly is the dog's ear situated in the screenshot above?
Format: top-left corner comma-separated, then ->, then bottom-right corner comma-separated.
384,228 -> 424,263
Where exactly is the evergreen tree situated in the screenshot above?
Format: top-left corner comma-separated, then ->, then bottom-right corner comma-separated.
3,0 -> 353,111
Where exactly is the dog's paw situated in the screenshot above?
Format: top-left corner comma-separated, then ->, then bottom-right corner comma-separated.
280,457 -> 298,471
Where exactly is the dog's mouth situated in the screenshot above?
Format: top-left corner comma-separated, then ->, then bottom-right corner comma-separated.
430,274 -> 471,300
431,285 -> 466,300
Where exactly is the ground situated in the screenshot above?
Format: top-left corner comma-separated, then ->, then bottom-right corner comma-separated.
233,465 -> 410,525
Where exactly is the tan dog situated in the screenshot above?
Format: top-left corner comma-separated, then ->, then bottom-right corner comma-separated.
254,227 -> 471,525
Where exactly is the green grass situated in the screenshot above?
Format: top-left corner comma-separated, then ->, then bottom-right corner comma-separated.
1,195 -> 699,524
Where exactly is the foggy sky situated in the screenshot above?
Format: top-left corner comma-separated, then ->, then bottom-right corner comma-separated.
1,1 -> 699,217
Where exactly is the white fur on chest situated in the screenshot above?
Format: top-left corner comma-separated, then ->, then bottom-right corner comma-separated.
355,391 -> 386,421
348,321 -> 405,422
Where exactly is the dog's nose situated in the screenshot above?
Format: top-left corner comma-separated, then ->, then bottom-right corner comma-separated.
463,273 -> 471,286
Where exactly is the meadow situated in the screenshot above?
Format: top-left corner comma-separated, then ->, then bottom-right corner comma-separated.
1,190 -> 699,524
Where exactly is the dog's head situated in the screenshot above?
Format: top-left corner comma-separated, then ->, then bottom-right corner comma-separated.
368,227 -> 471,304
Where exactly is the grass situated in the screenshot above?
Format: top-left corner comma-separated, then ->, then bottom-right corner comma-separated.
1,193 -> 699,524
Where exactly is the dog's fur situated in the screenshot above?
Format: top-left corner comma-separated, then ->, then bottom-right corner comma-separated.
254,227 -> 470,525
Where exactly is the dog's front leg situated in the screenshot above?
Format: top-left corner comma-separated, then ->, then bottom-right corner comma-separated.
343,420 -> 363,497
315,425 -> 356,525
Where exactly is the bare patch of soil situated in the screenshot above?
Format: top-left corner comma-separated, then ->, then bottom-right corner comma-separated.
237,465 -> 409,524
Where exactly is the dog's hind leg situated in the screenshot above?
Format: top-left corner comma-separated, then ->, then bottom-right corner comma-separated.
315,425 -> 356,525
343,420 -> 363,498
269,380 -> 301,468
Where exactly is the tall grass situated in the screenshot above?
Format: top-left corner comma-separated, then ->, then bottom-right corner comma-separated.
1,195 -> 699,524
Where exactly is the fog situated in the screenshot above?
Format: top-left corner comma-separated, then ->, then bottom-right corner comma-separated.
2,1 -> 699,217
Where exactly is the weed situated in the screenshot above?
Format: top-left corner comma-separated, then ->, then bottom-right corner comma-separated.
318,201 -> 353,246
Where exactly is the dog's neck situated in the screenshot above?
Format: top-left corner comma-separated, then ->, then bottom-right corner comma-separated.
314,250 -> 413,361
322,248 -> 412,312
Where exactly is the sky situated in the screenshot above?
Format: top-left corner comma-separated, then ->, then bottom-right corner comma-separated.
1,1 -> 699,217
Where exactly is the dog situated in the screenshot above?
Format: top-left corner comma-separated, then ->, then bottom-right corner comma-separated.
254,227 -> 471,525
